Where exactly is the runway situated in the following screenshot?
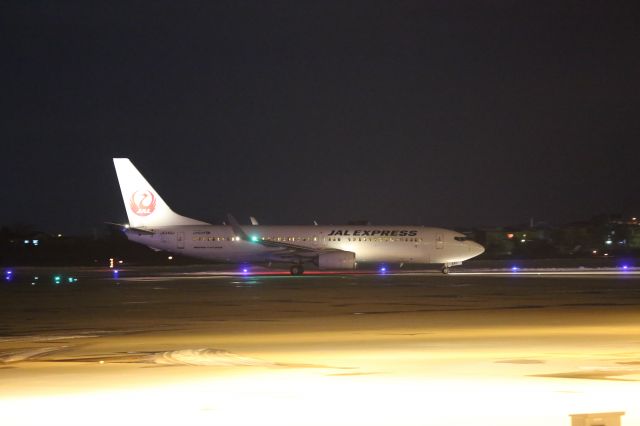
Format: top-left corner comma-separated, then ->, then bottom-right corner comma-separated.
1,266 -> 639,425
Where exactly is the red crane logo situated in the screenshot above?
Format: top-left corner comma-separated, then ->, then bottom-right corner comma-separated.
130,190 -> 157,216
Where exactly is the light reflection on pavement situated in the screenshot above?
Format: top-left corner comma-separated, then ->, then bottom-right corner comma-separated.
0,267 -> 639,425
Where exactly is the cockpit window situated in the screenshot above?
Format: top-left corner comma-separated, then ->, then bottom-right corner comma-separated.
454,236 -> 471,242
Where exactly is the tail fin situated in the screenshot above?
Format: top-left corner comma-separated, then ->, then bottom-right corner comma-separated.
113,158 -> 209,227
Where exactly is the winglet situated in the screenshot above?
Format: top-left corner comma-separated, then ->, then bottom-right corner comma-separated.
227,213 -> 249,241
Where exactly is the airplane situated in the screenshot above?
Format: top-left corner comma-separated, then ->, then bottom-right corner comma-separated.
112,158 -> 485,275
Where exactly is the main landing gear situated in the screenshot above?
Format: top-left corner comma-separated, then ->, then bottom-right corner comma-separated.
290,264 -> 305,276
441,266 -> 450,274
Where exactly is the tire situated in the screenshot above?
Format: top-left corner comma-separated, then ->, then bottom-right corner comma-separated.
290,265 -> 304,275
441,266 -> 450,274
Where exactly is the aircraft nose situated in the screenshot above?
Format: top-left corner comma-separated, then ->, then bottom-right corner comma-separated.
469,241 -> 485,257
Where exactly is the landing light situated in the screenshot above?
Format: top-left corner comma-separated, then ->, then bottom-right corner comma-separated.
250,235 -> 259,242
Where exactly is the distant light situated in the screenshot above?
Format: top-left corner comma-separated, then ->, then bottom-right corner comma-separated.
167,256 -> 173,260
6,270 -> 12,275
23,240 -> 29,244
124,224 -> 130,229
511,266 -> 519,272
633,217 -> 637,221
67,277 -> 74,283
53,275 -> 62,284
604,253 -> 609,256
109,258 -> 114,268
379,266 -> 387,273
242,268 -> 248,274
622,265 -> 629,270
520,239 -> 525,243
506,233 -> 514,239
592,250 -> 598,254
250,235 -> 259,242
32,239 -> 39,246
57,234 -> 62,238
605,240 -> 612,245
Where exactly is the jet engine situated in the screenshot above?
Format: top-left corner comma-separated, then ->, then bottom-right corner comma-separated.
317,251 -> 356,270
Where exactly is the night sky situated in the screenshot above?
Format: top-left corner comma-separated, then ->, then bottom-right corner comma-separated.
2,1 -> 639,233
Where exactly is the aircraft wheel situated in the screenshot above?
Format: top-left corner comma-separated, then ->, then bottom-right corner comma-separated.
290,265 -> 304,276
441,266 -> 450,275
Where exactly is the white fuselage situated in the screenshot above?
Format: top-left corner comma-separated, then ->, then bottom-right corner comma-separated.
125,225 -> 484,266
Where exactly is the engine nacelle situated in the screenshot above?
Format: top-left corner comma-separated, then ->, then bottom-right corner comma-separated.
317,251 -> 356,270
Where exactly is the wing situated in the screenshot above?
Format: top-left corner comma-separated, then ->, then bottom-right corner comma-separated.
226,214 -> 345,260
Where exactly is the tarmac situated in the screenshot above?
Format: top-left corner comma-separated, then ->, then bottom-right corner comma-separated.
1,265 -> 639,425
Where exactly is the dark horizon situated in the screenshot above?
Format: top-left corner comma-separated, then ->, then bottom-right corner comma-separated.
3,1 -> 639,234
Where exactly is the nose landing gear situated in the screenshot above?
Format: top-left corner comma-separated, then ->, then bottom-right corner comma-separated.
441,261 -> 462,275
